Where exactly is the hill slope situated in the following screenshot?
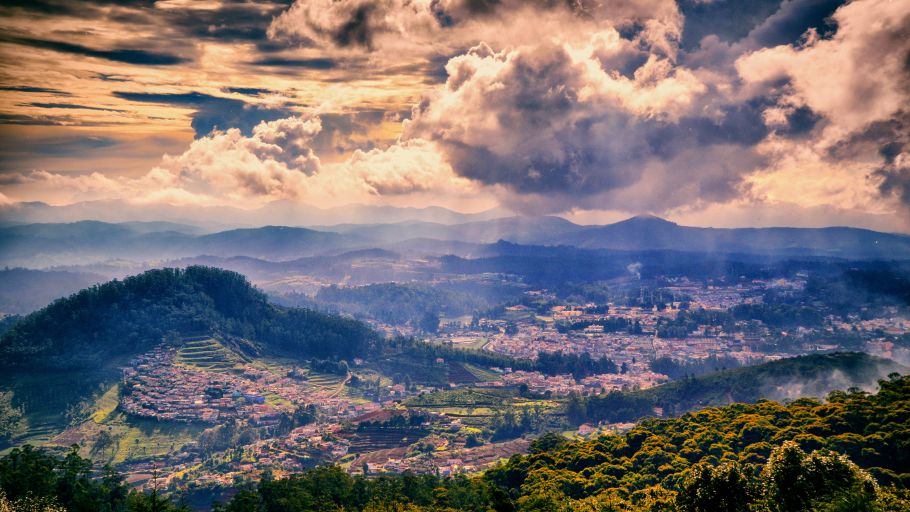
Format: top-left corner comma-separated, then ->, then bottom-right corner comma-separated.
0,266 -> 379,369
572,352 -> 908,425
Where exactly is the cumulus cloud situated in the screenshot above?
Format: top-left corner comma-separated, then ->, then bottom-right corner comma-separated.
2,114 -> 473,208
395,31 -> 780,212
735,0 -> 910,214
342,138 -> 471,195
5,0 -> 910,228
736,1 -> 910,144
268,0 -> 684,59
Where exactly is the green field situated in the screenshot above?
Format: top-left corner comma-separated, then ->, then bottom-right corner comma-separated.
462,363 -> 500,382
90,384 -> 121,423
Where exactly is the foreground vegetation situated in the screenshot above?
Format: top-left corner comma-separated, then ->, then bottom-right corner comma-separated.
2,375 -> 908,511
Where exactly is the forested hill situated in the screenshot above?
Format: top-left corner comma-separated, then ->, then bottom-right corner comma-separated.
0,266 -> 379,369
568,352 -> 908,426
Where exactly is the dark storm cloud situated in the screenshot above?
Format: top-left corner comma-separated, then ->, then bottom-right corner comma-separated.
95,73 -> 131,82
1,35 -> 187,65
334,4 -> 376,47
876,161 -> 910,208
112,91 -> 293,137
0,86 -> 72,96
155,1 -> 293,43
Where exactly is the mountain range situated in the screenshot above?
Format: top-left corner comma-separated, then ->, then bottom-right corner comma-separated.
2,214 -> 909,267
0,200 -> 513,229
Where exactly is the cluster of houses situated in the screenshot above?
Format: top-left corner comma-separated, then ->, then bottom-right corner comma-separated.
120,341 -> 389,428
121,347 -> 283,424
481,369 -> 668,396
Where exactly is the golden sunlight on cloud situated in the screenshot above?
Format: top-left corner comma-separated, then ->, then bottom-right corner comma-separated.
1,0 -> 908,230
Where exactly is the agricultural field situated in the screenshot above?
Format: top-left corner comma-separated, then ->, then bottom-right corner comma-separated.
175,337 -> 246,371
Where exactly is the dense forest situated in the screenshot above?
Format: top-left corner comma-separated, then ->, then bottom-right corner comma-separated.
0,267 -> 379,369
3,375 -> 908,511
315,282 -> 489,327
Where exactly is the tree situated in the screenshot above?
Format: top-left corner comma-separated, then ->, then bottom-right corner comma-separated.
761,441 -> 879,512
0,392 -> 24,445
677,462 -> 755,512
419,311 -> 440,334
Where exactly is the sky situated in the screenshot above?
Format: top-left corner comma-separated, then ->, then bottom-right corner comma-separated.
0,0 -> 909,231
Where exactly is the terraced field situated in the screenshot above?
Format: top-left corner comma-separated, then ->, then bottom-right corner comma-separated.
447,362 -> 479,384
175,337 -> 245,371
344,427 -> 429,454
463,363 -> 500,382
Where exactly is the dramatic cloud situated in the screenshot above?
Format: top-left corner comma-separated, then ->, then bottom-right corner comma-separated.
1,114 -> 475,208
395,30 -> 767,211
268,0 -> 684,59
2,0 -> 909,230
736,0 -> 910,212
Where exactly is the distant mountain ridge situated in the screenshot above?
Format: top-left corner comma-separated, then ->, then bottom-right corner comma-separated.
2,215 -> 909,267
0,200 -> 513,228
554,215 -> 910,259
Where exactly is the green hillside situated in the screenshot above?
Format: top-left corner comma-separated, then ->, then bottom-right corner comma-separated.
0,266 -> 379,370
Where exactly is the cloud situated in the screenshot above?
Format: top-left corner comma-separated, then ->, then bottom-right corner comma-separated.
268,0 -> 684,59
736,1 -> 910,143
735,0 -> 910,214
875,151 -> 910,209
0,85 -> 72,96
22,103 -> 125,112
267,0 -> 444,50
250,57 -> 339,69
395,32 -> 781,212
341,138 -> 470,195
222,87 -> 276,97
0,35 -> 188,65
112,91 -> 294,137
1,114 -> 474,208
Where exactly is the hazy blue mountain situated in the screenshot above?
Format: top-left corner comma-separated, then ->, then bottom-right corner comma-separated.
0,268 -> 105,315
3,216 -> 910,268
0,200 -> 513,228
550,215 -> 910,259
0,222 -> 364,266
320,215 -> 583,244
192,225 -> 361,260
